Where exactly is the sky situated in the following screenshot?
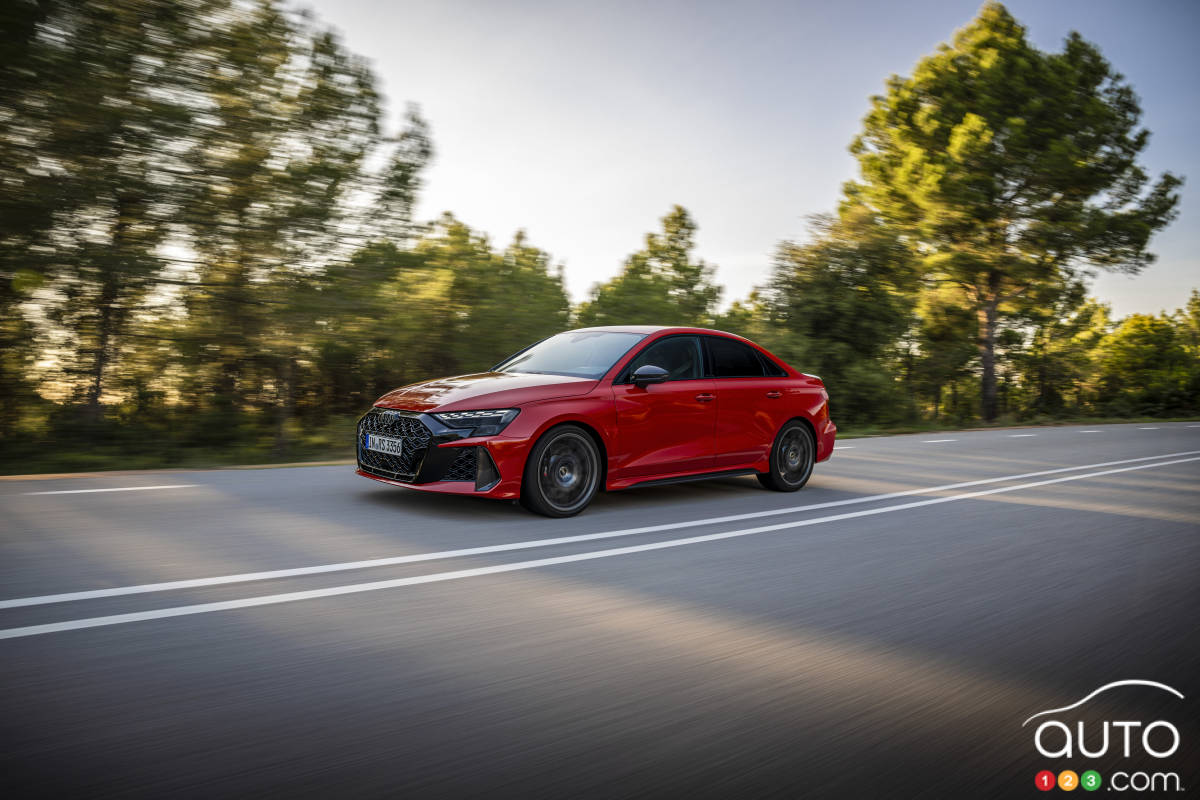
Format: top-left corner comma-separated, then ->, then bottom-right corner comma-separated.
305,0 -> 1200,317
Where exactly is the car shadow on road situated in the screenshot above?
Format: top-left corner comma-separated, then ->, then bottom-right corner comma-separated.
357,474 -> 768,520
357,485 -> 522,521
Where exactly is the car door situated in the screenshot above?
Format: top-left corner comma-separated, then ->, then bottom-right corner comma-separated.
611,335 -> 716,479
704,335 -> 785,469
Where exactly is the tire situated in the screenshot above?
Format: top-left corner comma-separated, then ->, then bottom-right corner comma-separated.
757,419 -> 815,492
521,424 -> 601,517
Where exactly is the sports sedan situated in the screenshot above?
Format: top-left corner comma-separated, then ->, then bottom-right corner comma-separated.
356,326 -> 836,516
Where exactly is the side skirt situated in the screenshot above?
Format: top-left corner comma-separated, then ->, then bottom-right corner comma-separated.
629,468 -> 759,489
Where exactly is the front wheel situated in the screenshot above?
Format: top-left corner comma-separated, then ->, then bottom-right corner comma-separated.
521,424 -> 601,517
757,420 -> 815,492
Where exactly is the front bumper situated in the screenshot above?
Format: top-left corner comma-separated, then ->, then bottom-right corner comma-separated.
355,408 -> 526,498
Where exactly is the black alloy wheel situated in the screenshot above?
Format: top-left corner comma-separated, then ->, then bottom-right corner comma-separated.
522,424 -> 601,517
757,420 -> 815,492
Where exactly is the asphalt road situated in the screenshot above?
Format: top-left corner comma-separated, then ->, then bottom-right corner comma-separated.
2,422 -> 1199,798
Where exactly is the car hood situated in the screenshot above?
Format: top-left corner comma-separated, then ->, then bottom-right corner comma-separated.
375,372 -> 598,412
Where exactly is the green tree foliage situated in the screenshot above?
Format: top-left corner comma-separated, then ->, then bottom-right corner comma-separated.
446,226 -> 571,371
1179,290 -> 1200,356
1,0 -> 74,435
313,240 -> 423,415
845,1 -> 1182,420
577,206 -> 721,327
712,291 -> 775,345
313,217 -> 568,416
375,106 -> 434,244
412,215 -> 570,374
1006,290 -> 1107,416
913,288 -> 977,420
1,0 -> 227,426
764,212 -> 917,425
1095,312 -> 1198,415
181,0 -> 381,435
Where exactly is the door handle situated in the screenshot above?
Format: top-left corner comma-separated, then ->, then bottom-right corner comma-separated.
766,391 -> 783,399
695,393 -> 715,403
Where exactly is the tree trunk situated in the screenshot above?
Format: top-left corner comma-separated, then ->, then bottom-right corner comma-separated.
83,295 -> 116,422
904,342 -> 916,419
932,384 -> 941,420
84,194 -> 134,422
273,356 -> 295,456
978,302 -> 998,422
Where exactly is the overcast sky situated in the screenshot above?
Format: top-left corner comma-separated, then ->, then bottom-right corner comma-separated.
306,0 -> 1199,317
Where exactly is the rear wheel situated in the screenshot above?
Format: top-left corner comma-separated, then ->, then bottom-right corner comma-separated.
521,424 -> 601,517
757,420 -> 815,492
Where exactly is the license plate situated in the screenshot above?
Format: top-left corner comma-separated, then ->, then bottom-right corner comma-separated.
365,434 -> 404,456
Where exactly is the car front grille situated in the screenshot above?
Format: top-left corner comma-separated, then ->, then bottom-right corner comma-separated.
357,408 -> 432,482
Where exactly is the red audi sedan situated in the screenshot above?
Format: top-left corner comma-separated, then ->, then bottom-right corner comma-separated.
356,326 -> 836,516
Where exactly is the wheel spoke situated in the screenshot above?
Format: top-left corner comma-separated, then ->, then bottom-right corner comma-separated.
777,427 -> 813,486
538,432 -> 597,511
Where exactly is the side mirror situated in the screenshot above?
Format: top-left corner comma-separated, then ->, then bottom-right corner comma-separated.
632,364 -> 669,388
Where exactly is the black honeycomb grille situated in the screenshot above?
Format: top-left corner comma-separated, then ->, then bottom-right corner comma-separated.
357,408 -> 432,481
442,447 -> 478,482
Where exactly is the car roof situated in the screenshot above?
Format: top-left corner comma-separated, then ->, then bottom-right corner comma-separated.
571,325 -> 745,337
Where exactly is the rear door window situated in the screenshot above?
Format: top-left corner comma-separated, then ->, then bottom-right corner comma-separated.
706,336 -> 767,378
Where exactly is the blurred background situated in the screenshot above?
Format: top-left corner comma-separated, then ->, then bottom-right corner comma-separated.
1,0 -> 1197,474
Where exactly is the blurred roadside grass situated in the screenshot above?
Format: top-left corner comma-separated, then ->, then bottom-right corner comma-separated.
0,417 -> 359,476
2,415 -> 1196,477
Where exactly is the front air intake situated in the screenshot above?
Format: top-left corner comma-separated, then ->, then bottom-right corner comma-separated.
475,447 -> 500,491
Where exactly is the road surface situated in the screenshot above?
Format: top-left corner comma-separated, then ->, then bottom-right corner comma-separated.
2,422 -> 1199,797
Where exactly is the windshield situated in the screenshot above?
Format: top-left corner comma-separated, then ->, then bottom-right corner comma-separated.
494,331 -> 646,379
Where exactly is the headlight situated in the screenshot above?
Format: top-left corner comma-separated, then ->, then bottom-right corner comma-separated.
431,408 -> 520,437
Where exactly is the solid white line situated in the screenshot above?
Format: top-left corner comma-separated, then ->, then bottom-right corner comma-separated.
1138,427 -> 1160,430
4,449 -> 1199,611
922,439 -> 957,443
1080,430 -> 1102,433
22,484 -> 198,496
1009,433 -> 1037,437
834,445 -> 855,450
1189,425 -> 1200,428
1,456 -> 1197,641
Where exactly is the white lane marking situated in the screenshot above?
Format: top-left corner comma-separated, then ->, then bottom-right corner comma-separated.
1009,434 -> 1037,438
22,484 -> 198,496
1189,424 -> 1200,428
1080,430 -> 1102,433
834,445 -> 855,450
2,455 -> 1197,641
922,439 -> 957,443
4,449 -> 1199,611
1138,427 -> 1160,430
